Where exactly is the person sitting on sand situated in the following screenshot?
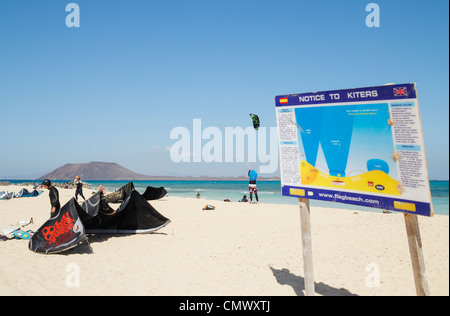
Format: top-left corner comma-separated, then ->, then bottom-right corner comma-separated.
240,195 -> 248,203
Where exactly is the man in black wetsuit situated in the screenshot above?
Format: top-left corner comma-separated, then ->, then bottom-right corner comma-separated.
41,179 -> 60,217
73,176 -> 86,202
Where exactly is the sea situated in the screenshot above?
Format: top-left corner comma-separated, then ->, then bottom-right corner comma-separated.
5,179 -> 448,216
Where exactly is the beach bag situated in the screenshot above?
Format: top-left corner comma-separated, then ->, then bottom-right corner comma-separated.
13,230 -> 34,240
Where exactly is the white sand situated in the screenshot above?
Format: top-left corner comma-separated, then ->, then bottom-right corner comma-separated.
0,184 -> 448,296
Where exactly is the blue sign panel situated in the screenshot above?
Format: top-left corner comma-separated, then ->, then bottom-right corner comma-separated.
275,84 -> 433,216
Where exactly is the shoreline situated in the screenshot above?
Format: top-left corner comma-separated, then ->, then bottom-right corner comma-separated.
2,181 -> 449,216
1,184 -> 448,296
0,177 -> 282,183
2,178 -> 449,183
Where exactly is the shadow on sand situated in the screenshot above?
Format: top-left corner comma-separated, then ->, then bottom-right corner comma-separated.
270,266 -> 358,296
58,232 -> 168,255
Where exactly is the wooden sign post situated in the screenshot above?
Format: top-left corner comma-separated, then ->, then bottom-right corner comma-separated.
404,213 -> 430,296
297,200 -> 431,297
299,198 -> 315,296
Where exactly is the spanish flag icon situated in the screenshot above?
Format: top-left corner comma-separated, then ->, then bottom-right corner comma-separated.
279,97 -> 288,104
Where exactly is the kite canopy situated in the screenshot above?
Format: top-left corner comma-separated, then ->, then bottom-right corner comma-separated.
29,183 -> 170,254
0,191 -> 14,200
1,189 -> 43,199
28,199 -> 86,254
142,186 -> 168,201
249,113 -> 260,130
14,189 -> 43,198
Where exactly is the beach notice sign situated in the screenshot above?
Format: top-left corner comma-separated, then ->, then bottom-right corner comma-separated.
275,83 -> 433,216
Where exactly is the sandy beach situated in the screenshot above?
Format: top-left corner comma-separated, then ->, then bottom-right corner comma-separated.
0,184 -> 448,296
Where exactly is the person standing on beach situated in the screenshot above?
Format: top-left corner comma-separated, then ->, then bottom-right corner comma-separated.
248,169 -> 259,203
74,176 -> 86,202
41,179 -> 60,217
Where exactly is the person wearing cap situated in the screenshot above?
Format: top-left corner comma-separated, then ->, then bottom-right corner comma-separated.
41,179 -> 60,217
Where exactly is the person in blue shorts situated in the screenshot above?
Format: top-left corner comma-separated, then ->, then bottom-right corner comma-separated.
248,169 -> 259,203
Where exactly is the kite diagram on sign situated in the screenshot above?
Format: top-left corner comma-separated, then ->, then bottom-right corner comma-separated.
275,83 -> 433,217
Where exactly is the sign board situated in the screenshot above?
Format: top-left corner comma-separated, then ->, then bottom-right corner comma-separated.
275,83 -> 433,217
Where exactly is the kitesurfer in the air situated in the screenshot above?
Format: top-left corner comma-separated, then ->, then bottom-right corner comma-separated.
248,169 -> 259,203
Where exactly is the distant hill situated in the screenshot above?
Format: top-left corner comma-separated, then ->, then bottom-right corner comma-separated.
38,162 -> 154,181
38,161 -> 280,181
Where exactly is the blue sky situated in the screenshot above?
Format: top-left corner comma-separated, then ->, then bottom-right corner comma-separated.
0,0 -> 448,179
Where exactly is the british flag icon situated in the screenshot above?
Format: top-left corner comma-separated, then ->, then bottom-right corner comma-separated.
393,87 -> 408,96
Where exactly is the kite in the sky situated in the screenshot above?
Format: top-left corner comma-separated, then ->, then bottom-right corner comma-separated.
249,113 -> 260,130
